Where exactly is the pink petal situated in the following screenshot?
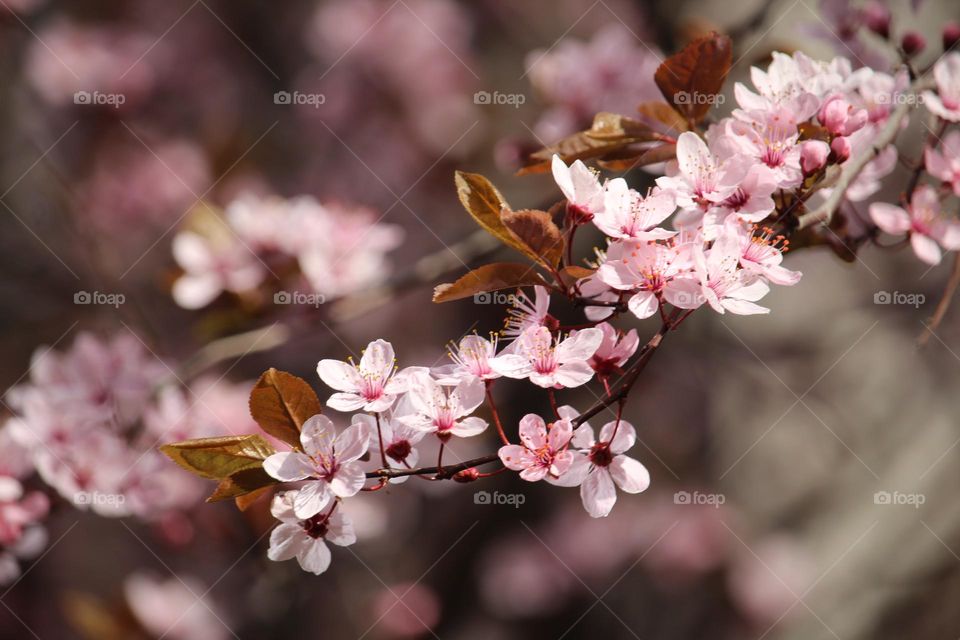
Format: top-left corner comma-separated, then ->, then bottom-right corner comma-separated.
300,415 -> 335,457
869,203 -> 911,235
518,414 -> 547,449
293,481 -> 331,519
329,462 -> 366,498
580,468 -> 617,517
296,538 -> 332,575
499,444 -> 529,471
334,424 -> 369,463
911,232 -> 943,265
268,523 -> 305,561
609,455 -> 650,493
263,452 -> 314,482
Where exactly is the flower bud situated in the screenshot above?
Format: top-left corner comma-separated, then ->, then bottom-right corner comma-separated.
800,140 -> 830,175
944,22 -> 960,52
863,1 -> 891,39
453,467 -> 480,483
830,136 -> 851,164
901,32 -> 926,57
818,95 -> 869,137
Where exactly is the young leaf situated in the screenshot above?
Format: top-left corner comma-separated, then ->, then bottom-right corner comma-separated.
654,33 -> 732,125
249,368 -> 321,448
433,263 -> 545,303
518,112 -> 658,175
595,143 -> 678,171
502,208 -> 564,268
160,434 -> 275,480
454,172 -> 524,250
206,466 -> 278,504
636,101 -> 691,135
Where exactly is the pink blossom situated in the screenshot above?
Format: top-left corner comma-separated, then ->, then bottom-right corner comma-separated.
597,240 -> 693,319
502,286 -> 554,341
552,155 -> 604,223
434,334 -> 501,382
499,414 -> 574,482
673,228 -> 772,315
924,53 -> 960,122
125,573 -> 229,640
490,326 -> 602,389
267,491 -> 356,575
583,322 -> 639,377
352,409 -> 424,480
702,163 -> 778,231
262,415 -> 369,518
656,132 -> 747,212
818,94 -> 868,136
0,476 -> 48,585
723,106 -> 804,188
924,130 -> 960,196
552,416 -> 650,518
869,185 -> 960,265
800,140 -> 830,175
733,223 -> 802,286
397,373 -> 487,440
171,231 -> 265,309
317,340 -> 407,412
595,178 -> 677,240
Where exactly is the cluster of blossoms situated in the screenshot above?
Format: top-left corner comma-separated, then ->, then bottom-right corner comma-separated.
2,332 -> 256,525
172,193 -> 403,309
166,39 -> 960,581
0,429 -> 48,584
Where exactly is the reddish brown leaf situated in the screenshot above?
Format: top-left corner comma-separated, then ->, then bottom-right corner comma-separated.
433,263 -> 545,303
596,143 -> 677,171
654,33 -> 732,125
502,208 -> 564,268
636,101 -> 690,135
249,369 -> 321,449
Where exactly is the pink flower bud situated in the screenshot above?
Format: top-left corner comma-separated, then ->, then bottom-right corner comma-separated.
863,1 -> 891,39
830,136 -> 851,163
818,96 -> 868,136
800,140 -> 830,175
453,467 -> 480,483
901,32 -> 926,57
944,22 -> 960,51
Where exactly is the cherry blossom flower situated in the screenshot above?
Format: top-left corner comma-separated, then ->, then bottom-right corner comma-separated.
656,132 -> 747,213
262,415 -> 369,518
171,231 -> 265,309
352,407 -> 425,481
733,224 -> 802,286
722,106 -> 804,188
498,414 -> 574,482
125,574 -> 230,640
672,228 -> 771,315
552,416 -> 650,518
552,155 -> 604,223
702,163 -> 778,232
502,286 -> 555,341
434,334 -> 502,382
317,339 -> 407,412
597,240 -> 694,319
594,178 -> 677,240
924,130 -> 960,196
490,326 -> 602,388
869,185 -> 960,265
0,476 -> 48,585
267,491 -> 356,575
923,53 -> 960,122
581,322 -> 639,377
398,373 -> 487,441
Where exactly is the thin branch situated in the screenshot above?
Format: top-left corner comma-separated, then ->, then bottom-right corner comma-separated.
365,453 -> 500,480
796,74 -> 935,230
918,252 -> 960,347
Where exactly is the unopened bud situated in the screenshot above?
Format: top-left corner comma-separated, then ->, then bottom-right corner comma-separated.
863,1 -> 891,39
943,22 -> 960,51
453,467 -> 480,483
818,95 -> 869,136
901,32 -> 926,57
800,140 -> 830,175
830,136 -> 851,163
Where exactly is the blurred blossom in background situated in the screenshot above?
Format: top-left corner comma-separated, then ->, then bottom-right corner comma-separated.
1,0 -> 960,639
